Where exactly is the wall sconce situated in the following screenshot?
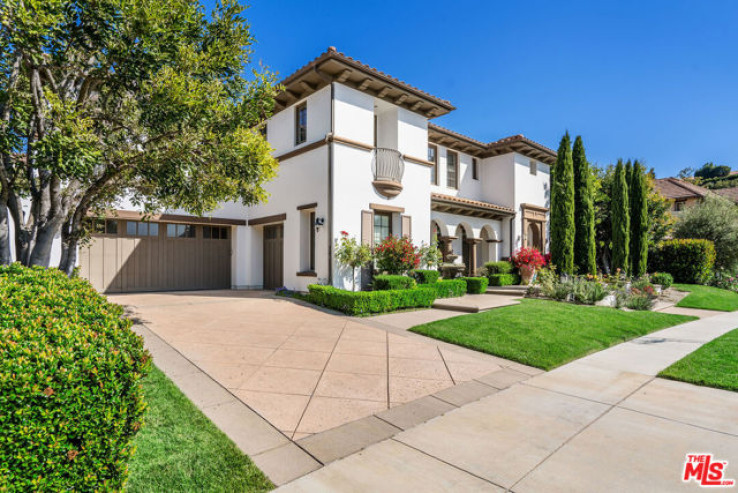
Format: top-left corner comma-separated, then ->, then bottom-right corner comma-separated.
314,216 -> 325,232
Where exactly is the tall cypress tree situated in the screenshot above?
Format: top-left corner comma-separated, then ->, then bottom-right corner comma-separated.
572,136 -> 596,274
611,160 -> 630,273
630,160 -> 649,277
550,132 -> 576,274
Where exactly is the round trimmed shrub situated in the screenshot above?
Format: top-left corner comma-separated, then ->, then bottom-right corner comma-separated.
0,264 -> 149,491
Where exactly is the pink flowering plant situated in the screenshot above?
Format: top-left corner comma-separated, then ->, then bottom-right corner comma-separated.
512,247 -> 547,269
374,235 -> 421,274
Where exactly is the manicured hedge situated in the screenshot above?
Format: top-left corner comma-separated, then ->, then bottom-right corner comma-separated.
373,275 -> 416,291
484,261 -> 514,275
308,285 -> 435,315
0,264 -> 149,491
650,272 -> 674,289
650,239 -> 715,284
420,279 -> 467,299
488,273 -> 521,286
462,277 -> 489,294
410,269 -> 440,285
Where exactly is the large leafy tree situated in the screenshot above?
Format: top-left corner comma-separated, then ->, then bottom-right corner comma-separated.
550,132 -> 575,274
611,160 -> 630,273
572,135 -> 596,274
629,160 -> 648,276
0,0 -> 278,273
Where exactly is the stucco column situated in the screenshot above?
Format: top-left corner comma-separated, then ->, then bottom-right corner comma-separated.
465,238 -> 482,275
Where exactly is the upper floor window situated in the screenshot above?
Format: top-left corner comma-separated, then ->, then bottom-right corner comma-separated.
446,151 -> 458,189
472,158 -> 479,180
295,102 -> 307,145
530,160 -> 538,176
428,145 -> 438,185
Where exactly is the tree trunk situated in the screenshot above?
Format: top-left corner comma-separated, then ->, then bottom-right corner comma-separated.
28,222 -> 60,267
59,238 -> 78,276
0,204 -> 11,265
58,220 -> 79,276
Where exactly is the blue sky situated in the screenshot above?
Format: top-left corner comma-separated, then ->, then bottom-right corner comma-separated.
220,0 -> 737,177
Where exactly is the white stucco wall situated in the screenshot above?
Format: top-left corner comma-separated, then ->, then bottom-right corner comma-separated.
513,153 -> 551,252
266,85 -> 331,156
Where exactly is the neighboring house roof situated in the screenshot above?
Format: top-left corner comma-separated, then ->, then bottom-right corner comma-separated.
275,47 -> 455,117
431,192 -> 515,220
714,186 -> 738,203
654,178 -> 710,200
428,123 -> 556,165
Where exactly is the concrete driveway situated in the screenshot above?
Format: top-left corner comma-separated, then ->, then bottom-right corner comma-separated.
110,290 -> 523,440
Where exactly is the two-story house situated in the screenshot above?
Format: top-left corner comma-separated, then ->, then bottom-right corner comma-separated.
76,48 -> 555,293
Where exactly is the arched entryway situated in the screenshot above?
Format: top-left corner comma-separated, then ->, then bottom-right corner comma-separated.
478,225 -> 499,267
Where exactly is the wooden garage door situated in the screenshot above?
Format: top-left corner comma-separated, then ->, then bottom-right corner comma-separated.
263,224 -> 284,290
79,220 -> 231,293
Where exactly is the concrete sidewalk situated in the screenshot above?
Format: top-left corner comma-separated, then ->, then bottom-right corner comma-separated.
277,310 -> 738,492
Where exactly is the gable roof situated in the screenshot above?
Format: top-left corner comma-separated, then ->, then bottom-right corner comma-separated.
654,178 -> 710,200
714,187 -> 738,203
428,123 -> 556,165
275,47 -> 455,117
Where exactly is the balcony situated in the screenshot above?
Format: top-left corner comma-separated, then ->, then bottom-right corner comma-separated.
371,148 -> 404,197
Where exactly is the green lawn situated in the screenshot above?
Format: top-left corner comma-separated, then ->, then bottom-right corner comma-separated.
126,365 -> 273,492
660,328 -> 738,392
410,299 -> 696,370
674,284 -> 738,312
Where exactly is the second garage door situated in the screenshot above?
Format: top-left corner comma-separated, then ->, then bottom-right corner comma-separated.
79,219 -> 232,293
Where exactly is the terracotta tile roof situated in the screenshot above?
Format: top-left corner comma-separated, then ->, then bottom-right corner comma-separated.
654,178 -> 709,200
279,47 -> 455,113
431,193 -> 514,214
714,186 -> 738,203
427,123 -> 487,148
428,123 -> 556,164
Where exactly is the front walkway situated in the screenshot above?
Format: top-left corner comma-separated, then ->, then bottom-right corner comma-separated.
277,310 -> 738,492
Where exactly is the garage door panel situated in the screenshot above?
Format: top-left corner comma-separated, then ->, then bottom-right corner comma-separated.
81,222 -> 231,293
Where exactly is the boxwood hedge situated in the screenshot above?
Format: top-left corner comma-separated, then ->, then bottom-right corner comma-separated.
420,279 -> 467,298
409,269 -> 440,285
462,276 -> 489,294
308,284 -> 436,315
488,273 -> 521,286
372,275 -> 416,291
0,264 -> 150,491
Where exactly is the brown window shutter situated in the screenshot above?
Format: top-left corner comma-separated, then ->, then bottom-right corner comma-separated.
401,215 -> 412,239
361,210 -> 374,246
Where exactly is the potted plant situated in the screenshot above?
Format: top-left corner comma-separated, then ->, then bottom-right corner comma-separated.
512,247 -> 546,285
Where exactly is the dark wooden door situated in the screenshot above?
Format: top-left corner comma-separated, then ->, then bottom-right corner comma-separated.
263,224 -> 284,289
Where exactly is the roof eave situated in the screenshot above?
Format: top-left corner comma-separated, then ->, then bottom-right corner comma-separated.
275,48 -> 455,118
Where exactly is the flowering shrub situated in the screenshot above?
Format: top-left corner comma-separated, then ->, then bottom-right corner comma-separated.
512,247 -> 547,269
712,271 -> 738,293
374,235 -> 421,274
